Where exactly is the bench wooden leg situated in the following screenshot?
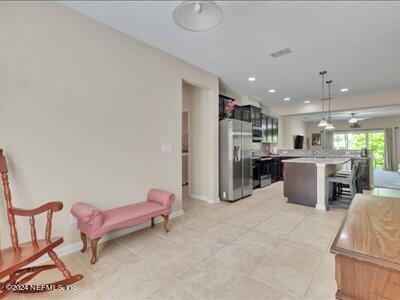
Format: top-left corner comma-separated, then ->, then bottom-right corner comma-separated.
91,237 -> 100,264
151,217 -> 155,227
162,215 -> 169,233
80,232 -> 87,253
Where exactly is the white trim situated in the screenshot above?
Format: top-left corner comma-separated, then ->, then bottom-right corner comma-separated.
190,193 -> 220,204
31,210 -> 184,265
315,203 -> 327,211
182,108 -> 191,194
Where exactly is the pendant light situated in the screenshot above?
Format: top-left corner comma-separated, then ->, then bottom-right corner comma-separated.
173,1 -> 223,32
318,71 -> 328,127
325,80 -> 335,130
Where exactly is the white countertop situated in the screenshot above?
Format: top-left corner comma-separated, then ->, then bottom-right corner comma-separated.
282,157 -> 351,165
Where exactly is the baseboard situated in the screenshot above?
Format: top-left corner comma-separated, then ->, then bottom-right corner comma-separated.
190,194 -> 220,204
32,209 -> 184,265
315,204 -> 327,211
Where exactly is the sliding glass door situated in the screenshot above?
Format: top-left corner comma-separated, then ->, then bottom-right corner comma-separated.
368,131 -> 385,169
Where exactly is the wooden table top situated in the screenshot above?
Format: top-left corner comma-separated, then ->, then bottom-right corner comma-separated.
331,194 -> 400,270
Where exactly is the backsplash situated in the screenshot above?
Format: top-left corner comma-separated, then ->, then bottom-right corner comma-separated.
278,149 -> 369,158
252,142 -> 280,156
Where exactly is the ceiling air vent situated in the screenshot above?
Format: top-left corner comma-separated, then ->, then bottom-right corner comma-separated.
270,48 -> 293,58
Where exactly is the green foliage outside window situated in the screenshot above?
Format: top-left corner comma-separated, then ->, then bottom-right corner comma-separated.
347,133 -> 366,150
368,132 -> 385,169
333,131 -> 385,169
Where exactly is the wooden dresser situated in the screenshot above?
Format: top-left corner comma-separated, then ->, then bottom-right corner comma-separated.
331,194 -> 400,299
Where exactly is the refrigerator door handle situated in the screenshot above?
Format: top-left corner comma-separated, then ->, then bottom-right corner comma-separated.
233,146 -> 241,162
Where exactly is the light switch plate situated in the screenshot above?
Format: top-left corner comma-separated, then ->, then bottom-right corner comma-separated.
161,144 -> 173,152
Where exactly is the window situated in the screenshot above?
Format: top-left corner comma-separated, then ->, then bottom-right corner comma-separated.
333,133 -> 346,150
347,132 -> 366,150
368,131 -> 385,169
333,130 -> 385,169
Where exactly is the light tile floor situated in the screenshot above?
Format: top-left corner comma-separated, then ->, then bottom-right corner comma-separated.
15,182 -> 366,299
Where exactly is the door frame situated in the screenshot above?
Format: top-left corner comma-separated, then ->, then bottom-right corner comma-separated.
182,109 -> 191,195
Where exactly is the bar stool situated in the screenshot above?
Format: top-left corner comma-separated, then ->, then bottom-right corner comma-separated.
333,162 -> 363,194
328,162 -> 360,208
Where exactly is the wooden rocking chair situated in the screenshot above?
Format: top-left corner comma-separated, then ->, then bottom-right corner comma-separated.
0,149 -> 83,297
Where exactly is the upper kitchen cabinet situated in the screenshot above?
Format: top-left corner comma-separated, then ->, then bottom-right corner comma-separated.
219,94 -> 236,120
261,114 -> 279,143
233,105 -> 242,120
272,118 -> 278,143
241,106 -> 251,123
261,114 -> 267,143
242,105 -> 261,127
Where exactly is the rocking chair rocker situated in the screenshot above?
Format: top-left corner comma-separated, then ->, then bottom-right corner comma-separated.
0,149 -> 83,297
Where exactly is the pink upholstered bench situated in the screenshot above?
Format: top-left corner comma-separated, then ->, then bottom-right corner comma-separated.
71,189 -> 175,264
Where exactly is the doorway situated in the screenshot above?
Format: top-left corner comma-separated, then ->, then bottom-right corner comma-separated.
181,81 -> 216,207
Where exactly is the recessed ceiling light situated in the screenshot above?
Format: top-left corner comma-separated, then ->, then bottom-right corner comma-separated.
340,88 -> 349,92
268,89 -> 276,93
304,100 -> 310,104
248,77 -> 256,82
284,97 -> 290,101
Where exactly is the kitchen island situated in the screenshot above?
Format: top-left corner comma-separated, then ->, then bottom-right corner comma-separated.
283,157 -> 351,210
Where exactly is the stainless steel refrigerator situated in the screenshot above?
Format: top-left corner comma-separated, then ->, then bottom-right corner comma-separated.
219,119 -> 253,201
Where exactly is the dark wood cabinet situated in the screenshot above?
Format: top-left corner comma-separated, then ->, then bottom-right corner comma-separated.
219,96 -> 225,120
261,114 -> 278,144
233,105 -> 242,120
261,115 -> 267,142
242,105 -> 261,127
242,106 -> 251,123
219,94 -> 236,120
272,118 -> 278,143
271,158 -> 282,182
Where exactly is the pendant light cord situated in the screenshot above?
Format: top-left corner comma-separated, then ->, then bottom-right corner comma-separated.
327,80 -> 332,119
319,71 -> 327,120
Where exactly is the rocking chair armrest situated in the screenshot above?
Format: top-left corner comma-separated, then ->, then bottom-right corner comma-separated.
10,201 -> 63,216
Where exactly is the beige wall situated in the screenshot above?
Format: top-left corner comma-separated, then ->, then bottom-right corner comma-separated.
279,117 -> 308,150
270,90 -> 400,117
307,116 -> 400,166
307,115 -> 400,135
0,2 -> 219,248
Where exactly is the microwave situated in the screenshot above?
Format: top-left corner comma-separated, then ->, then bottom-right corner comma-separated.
252,126 -> 262,142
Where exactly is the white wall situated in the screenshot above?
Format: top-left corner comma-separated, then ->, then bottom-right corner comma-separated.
0,2 -> 219,248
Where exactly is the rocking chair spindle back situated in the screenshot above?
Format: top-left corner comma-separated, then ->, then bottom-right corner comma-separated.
0,148 -> 83,298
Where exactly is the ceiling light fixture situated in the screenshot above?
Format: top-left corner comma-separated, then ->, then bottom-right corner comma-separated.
348,113 -> 358,123
325,80 -> 335,130
268,89 -> 276,93
248,77 -> 256,82
340,88 -> 349,92
318,71 -> 328,127
304,100 -> 310,104
173,1 -> 223,32
284,97 -> 290,101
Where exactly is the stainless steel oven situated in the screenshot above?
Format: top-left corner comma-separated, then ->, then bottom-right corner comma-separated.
260,157 -> 272,187
252,158 -> 260,189
252,126 -> 262,142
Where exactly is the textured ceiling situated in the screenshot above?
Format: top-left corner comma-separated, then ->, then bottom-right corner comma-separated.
61,1 -> 400,107
291,105 -> 400,122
